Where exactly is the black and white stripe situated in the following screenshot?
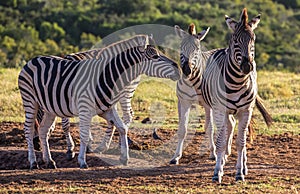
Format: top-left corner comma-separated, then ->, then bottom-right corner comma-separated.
169,24 -> 220,164
35,45 -> 142,160
18,34 -> 180,169
201,8 -> 261,183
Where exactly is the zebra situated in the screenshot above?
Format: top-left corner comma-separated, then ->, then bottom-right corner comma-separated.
169,23 -> 220,164
18,34 -> 181,169
201,8 -> 261,183
34,46 -> 141,160
170,23 -> 272,165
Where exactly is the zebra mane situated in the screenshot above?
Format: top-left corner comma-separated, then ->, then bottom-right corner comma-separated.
102,34 -> 149,56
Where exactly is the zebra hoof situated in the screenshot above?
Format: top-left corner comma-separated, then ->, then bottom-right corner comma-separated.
66,150 -> 75,161
208,154 -> 216,161
80,163 -> 89,169
236,174 -> 245,182
86,146 -> 93,153
120,158 -> 128,166
243,167 -> 248,175
212,175 -> 222,183
169,159 -> 179,165
30,161 -> 39,170
47,161 -> 57,169
33,137 -> 41,151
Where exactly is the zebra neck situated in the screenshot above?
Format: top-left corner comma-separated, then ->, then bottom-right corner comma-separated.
94,47 -> 143,111
185,50 -> 214,83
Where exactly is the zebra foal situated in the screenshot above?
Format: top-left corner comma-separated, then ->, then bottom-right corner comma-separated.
201,8 -> 261,183
18,35 -> 180,169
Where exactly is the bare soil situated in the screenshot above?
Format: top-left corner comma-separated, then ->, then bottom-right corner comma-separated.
0,121 -> 299,193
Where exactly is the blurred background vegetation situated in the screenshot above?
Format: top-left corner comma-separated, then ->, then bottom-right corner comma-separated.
0,0 -> 299,71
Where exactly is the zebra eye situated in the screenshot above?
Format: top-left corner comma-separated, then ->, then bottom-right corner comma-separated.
152,54 -> 159,59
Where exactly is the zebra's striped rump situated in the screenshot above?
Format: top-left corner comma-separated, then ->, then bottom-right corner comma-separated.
18,34 -> 180,169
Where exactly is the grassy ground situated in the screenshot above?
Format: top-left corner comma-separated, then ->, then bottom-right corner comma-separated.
1,68 -> 299,134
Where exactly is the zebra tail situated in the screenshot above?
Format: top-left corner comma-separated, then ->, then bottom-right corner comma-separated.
255,95 -> 273,127
249,95 -> 272,144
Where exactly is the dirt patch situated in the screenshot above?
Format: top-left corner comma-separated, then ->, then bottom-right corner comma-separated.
0,121 -> 299,192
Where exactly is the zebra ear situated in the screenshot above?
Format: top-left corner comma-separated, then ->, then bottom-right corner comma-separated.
225,15 -> 237,31
144,35 -> 150,49
188,23 -> 196,35
249,14 -> 261,30
240,8 -> 248,26
174,25 -> 186,38
197,27 -> 210,41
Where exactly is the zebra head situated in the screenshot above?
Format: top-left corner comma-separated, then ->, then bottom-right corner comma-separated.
140,36 -> 180,81
225,8 -> 261,75
174,23 -> 210,78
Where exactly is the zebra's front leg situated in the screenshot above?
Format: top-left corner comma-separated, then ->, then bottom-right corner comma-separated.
170,99 -> 191,164
225,115 -> 236,161
39,113 -> 57,169
235,110 -> 252,182
77,113 -> 92,169
62,118 -> 75,161
94,121 -> 115,153
212,111 -> 229,183
204,106 -> 216,160
103,107 -> 129,165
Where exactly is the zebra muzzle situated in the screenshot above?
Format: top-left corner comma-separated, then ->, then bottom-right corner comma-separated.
240,57 -> 253,74
182,61 -> 191,77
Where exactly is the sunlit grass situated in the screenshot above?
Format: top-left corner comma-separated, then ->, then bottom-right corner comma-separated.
0,68 -> 24,122
0,68 -> 299,135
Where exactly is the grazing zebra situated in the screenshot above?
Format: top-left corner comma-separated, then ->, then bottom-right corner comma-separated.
18,34 -> 180,169
169,23 -> 220,164
34,46 -> 141,160
201,8 -> 261,183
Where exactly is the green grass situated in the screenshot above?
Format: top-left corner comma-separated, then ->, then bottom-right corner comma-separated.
0,68 -> 24,122
0,68 -> 299,135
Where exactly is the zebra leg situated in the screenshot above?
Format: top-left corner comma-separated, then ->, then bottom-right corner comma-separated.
86,130 -> 94,153
94,121 -> 115,153
170,99 -> 191,164
77,111 -> 92,169
39,113 -> 57,169
204,106 -> 216,160
235,110 -> 252,182
103,107 -> 129,165
224,115 -> 236,161
62,118 -> 75,161
212,111 -> 228,183
24,108 -> 39,169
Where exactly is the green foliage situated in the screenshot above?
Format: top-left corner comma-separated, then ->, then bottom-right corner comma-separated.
0,0 -> 299,71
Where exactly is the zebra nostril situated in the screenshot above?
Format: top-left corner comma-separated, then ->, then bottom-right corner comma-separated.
182,62 -> 191,76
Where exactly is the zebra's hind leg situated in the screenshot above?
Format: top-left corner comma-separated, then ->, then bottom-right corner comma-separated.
235,110 -> 252,182
94,122 -> 115,153
103,107 -> 129,165
39,113 -> 57,169
24,110 -> 39,169
170,99 -> 191,164
62,118 -> 75,161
